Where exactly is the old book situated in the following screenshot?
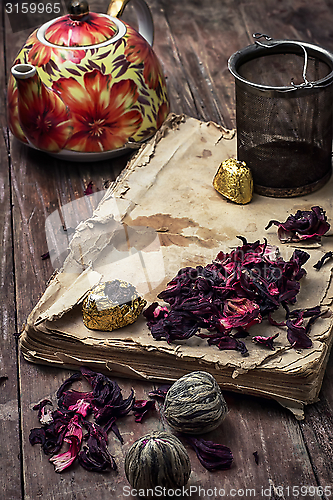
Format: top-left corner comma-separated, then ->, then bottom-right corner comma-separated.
21,114 -> 333,419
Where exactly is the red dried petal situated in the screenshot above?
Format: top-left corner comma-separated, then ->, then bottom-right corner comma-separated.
132,399 -> 155,422
266,206 -> 330,243
184,436 -> 233,471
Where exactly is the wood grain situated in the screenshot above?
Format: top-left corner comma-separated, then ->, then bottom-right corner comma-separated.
239,0 -> 333,490
2,0 -> 333,498
0,8 -> 22,500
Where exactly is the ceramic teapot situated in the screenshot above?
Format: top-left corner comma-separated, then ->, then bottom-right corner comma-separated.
7,0 -> 169,161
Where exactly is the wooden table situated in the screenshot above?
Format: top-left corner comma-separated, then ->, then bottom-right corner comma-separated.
2,0 -> 333,498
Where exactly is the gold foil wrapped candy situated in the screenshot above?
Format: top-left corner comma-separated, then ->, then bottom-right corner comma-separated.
213,158 -> 253,204
82,279 -> 147,331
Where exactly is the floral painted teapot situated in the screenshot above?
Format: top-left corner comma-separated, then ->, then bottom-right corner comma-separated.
8,0 -> 169,161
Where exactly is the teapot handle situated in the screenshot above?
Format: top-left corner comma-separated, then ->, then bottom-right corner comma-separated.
107,0 -> 154,46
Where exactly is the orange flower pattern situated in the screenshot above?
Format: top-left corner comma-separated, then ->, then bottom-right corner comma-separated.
44,13 -> 118,47
52,70 -> 143,152
124,25 -> 163,90
8,15 -> 169,154
27,31 -> 86,67
15,72 -> 72,152
7,76 -> 27,143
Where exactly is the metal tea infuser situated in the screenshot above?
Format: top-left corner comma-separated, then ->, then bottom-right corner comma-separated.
228,33 -> 333,197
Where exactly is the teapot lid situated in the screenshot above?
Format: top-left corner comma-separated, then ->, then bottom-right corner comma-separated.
43,0 -> 119,47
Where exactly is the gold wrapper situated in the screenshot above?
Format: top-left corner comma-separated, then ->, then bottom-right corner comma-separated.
82,280 -> 147,331
213,158 -> 253,204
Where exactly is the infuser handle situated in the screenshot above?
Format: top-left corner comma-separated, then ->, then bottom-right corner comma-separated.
107,0 -> 154,46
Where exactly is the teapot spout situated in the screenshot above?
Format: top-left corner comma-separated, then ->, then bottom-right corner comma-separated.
11,63 -> 72,153
11,63 -> 37,81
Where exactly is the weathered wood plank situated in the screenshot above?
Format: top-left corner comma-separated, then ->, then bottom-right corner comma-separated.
0,132 -> 23,500
4,0 -> 333,498
0,8 -> 22,500
300,355 -> 333,487
234,0 -> 333,490
4,5 -> 137,499
158,0 -> 249,129
239,0 -> 333,52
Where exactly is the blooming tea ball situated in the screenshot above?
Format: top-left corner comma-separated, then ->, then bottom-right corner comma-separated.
124,432 -> 191,495
163,371 -> 228,434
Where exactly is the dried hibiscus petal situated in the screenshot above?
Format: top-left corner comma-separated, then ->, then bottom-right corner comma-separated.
148,384 -> 172,401
199,332 -> 249,355
36,409 -> 72,456
49,435 -> 81,472
132,399 -> 155,422
60,367 -> 135,442
93,388 -> 135,439
313,251 -> 333,270
265,206 -> 330,243
252,333 -> 279,350
29,427 -> 46,447
78,421 -> 116,472
84,181 -> 94,196
220,298 -> 261,330
59,390 -> 93,417
144,239 -> 311,353
184,436 -> 233,471
49,414 -> 83,472
286,319 -> 312,349
57,372 -> 82,399
29,367 -> 138,473
33,399 -> 53,425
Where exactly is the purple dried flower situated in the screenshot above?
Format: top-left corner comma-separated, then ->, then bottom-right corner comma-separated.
49,435 -> 82,473
49,414 -> 83,472
220,298 -> 261,331
265,206 -> 330,243
252,333 -> 279,350
144,239 -> 311,353
33,399 -> 53,425
29,368 -> 137,473
84,181 -> 94,196
78,367 -> 135,441
286,319 -> 312,349
78,421 -> 116,472
92,387 -> 134,422
184,436 -> 233,471
148,384 -> 172,401
29,427 -> 47,447
58,390 -> 93,414
57,372 -> 82,399
132,399 -> 155,422
29,408 -> 72,456
314,251 -> 333,270
287,305 -> 325,345
199,332 -> 249,355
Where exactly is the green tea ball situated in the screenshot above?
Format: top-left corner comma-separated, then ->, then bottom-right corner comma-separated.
124,432 -> 191,495
163,371 -> 228,434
